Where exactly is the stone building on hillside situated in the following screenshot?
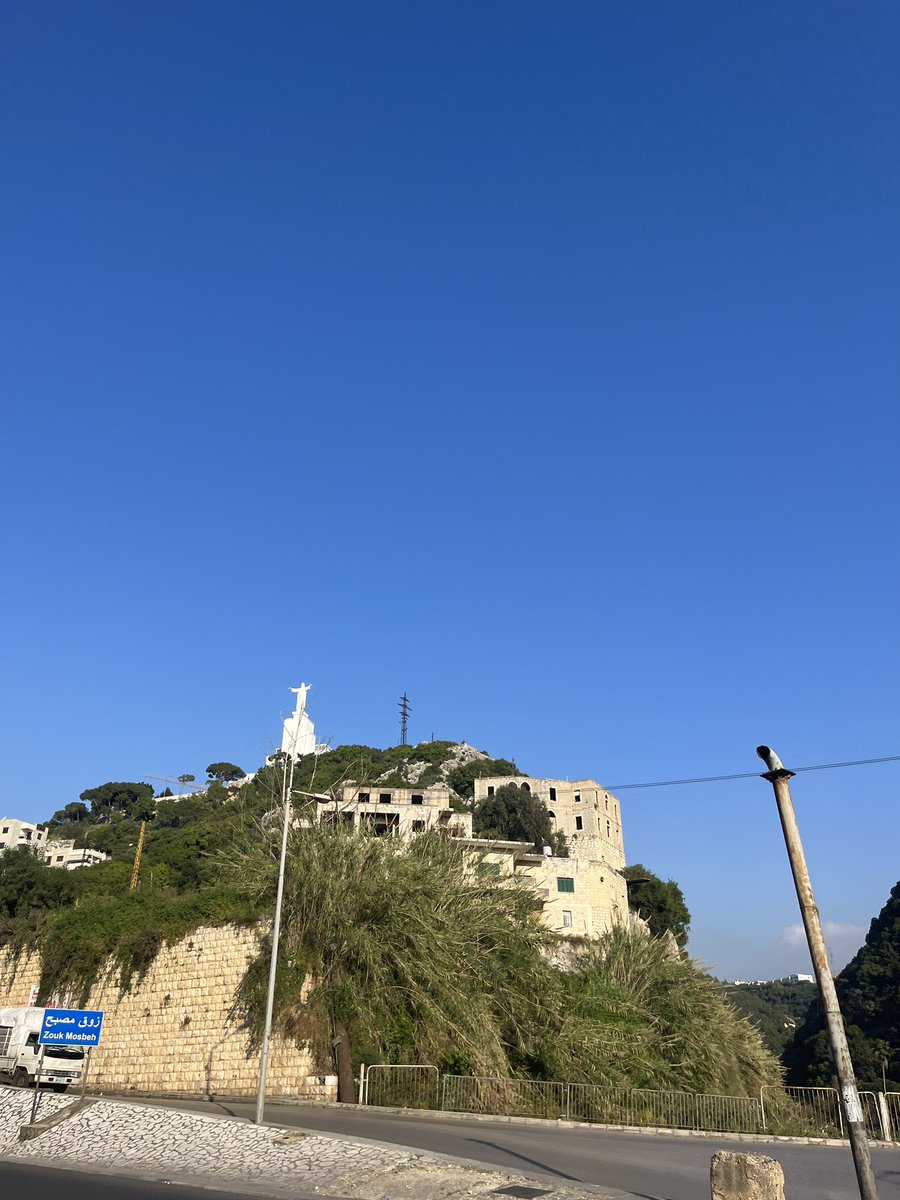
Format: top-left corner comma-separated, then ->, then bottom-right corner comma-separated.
453,836 -> 627,939
311,774 -> 629,941
316,783 -> 471,839
468,776 -> 629,939
473,776 -> 625,871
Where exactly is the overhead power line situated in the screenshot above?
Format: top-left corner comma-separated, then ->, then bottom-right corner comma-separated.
608,753 -> 900,792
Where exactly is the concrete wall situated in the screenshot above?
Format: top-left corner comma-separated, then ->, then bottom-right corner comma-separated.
0,925 -> 333,1100
520,857 -> 628,938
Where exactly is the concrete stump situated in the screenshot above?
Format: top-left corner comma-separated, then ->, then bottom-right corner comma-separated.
710,1151 -> 785,1200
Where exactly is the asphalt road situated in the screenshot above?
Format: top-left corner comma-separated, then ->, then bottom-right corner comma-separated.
0,1160 -> 338,1200
102,1095 -> 900,1200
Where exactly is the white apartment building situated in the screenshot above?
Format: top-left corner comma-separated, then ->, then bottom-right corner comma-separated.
0,819 -> 48,853
43,840 -> 108,870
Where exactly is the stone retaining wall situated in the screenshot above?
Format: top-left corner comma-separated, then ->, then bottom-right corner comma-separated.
0,925 -> 334,1100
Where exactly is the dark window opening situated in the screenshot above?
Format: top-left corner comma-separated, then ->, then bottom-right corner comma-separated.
362,812 -> 400,836
412,820 -> 426,832
606,820 -> 611,837
378,793 -> 392,804
357,792 -> 370,803
575,815 -> 583,831
574,792 -> 581,803
521,782 -> 531,792
487,786 -> 494,796
411,794 -> 424,805
549,787 -> 556,802
322,812 -> 354,827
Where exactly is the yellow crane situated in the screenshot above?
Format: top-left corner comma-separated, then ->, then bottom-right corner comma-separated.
129,821 -> 146,891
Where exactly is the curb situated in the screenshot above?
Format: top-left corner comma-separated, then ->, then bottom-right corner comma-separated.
19,1097 -> 96,1143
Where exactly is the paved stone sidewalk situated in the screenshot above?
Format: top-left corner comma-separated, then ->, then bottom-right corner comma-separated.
1,1086 -> 632,1200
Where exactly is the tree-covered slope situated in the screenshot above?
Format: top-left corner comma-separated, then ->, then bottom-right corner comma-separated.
783,880 -> 900,1090
725,981 -> 816,1058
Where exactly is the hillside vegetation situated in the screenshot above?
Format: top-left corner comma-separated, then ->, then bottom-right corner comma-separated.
0,741 -> 782,1100
783,880 -> 900,1091
725,981 -> 817,1058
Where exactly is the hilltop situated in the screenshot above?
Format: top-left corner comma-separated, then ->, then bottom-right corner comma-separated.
280,739 -> 520,801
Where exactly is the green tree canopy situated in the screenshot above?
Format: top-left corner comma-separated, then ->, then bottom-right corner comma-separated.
472,782 -> 566,855
725,980 -> 817,1058
0,846 -> 77,921
622,863 -> 691,947
445,757 -> 518,799
79,781 -> 155,820
206,762 -> 246,782
49,801 -> 89,826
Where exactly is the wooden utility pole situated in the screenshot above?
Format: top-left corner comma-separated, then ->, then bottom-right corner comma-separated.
757,745 -> 879,1200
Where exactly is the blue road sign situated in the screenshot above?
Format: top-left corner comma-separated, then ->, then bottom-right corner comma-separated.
39,1008 -> 105,1048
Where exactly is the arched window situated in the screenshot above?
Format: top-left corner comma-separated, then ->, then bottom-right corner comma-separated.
521,782 -> 531,792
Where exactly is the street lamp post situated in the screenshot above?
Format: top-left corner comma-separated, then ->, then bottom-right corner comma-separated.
254,766 -> 331,1126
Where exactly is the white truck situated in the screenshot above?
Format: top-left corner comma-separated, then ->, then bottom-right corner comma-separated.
0,1007 -> 85,1092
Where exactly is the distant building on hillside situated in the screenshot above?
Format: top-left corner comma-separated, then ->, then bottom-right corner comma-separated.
0,818 -> 47,854
0,819 -> 105,870
781,973 -> 814,984
43,839 -> 108,870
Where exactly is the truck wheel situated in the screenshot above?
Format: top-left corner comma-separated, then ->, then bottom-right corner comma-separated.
12,1068 -> 30,1088
51,1085 -> 68,1094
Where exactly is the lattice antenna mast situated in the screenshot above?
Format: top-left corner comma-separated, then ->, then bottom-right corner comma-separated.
398,693 -> 411,747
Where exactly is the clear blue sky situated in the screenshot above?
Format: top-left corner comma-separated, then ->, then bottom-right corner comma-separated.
2,2 -> 898,980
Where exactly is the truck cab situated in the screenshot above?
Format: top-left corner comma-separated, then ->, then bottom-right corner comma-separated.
0,1007 -> 85,1092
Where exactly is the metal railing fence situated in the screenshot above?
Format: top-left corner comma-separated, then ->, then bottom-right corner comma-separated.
364,1064 -> 439,1109
858,1090 -> 883,1140
761,1085 -> 843,1137
362,1067 -> 897,1140
440,1075 -> 763,1133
